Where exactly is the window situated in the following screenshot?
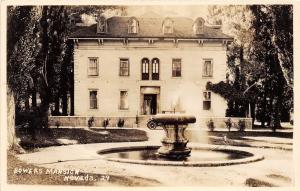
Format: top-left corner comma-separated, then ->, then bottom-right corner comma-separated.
120,91 -> 129,110
203,59 -> 213,77
172,59 -> 181,77
119,58 -> 129,76
194,17 -> 205,35
89,90 -> 98,109
152,58 -> 160,80
128,18 -> 138,34
163,18 -> 173,34
203,91 -> 211,110
141,58 -> 150,80
88,58 -> 99,76
97,16 -> 107,33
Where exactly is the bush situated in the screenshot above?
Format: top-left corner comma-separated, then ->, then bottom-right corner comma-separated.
88,116 -> 94,128
206,119 -> 215,131
55,121 -> 61,128
225,118 -> 232,131
237,119 -> 246,132
103,118 -> 110,129
117,118 -> 125,128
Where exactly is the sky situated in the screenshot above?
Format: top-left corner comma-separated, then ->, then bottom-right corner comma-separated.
125,5 -> 209,19
82,5 -> 210,25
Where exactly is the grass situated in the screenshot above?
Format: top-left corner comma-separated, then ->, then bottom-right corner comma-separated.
16,127 -> 148,151
7,151 -> 160,186
207,131 -> 293,139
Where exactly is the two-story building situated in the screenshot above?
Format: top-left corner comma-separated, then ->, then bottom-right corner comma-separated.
69,15 -> 234,127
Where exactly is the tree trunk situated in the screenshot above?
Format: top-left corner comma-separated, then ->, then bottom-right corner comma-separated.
53,95 -> 60,116
7,86 -> 25,153
70,76 -> 74,116
239,45 -> 246,90
31,88 -> 37,108
25,98 -> 30,111
62,92 -> 68,115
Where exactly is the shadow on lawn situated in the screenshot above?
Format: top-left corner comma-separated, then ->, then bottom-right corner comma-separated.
16,128 -> 148,151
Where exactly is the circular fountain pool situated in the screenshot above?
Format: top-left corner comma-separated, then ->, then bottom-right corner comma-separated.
97,145 -> 264,167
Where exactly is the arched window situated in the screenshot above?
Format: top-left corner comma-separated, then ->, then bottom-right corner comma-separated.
193,17 -> 205,35
141,58 -> 150,80
151,58 -> 160,80
97,16 -> 107,33
163,18 -> 173,34
128,17 -> 139,34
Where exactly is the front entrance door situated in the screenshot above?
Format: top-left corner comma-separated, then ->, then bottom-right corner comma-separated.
143,94 -> 157,115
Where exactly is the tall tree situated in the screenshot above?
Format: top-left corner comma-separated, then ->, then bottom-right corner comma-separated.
7,6 -> 41,151
249,5 -> 293,131
207,5 -> 254,117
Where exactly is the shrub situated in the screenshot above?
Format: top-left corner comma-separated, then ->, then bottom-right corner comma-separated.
206,119 -> 215,131
88,116 -> 94,128
117,118 -> 125,128
55,121 -> 61,128
103,118 -> 110,129
237,119 -> 246,132
225,118 -> 232,131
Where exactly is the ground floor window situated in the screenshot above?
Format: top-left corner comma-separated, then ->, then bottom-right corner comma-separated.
120,91 -> 129,110
89,90 -> 98,109
203,91 -> 211,110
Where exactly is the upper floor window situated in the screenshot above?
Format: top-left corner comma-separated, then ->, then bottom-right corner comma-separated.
120,91 -> 129,110
194,17 -> 205,35
97,16 -> 107,33
141,58 -> 150,80
89,90 -> 98,109
163,18 -> 173,34
151,58 -> 160,80
119,58 -> 130,76
88,57 -> 99,76
128,18 -> 138,34
203,59 -> 213,77
203,91 -> 211,110
172,58 -> 181,77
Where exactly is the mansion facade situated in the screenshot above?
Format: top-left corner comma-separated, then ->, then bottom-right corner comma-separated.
69,16 -> 234,127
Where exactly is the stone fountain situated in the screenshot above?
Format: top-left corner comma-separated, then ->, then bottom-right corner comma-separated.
148,114 -> 196,159
98,113 -> 264,167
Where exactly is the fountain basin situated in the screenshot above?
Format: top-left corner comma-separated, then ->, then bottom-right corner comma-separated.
97,145 -> 264,167
148,114 -> 196,159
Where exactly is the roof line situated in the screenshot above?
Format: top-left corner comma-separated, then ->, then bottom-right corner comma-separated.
68,37 -> 234,40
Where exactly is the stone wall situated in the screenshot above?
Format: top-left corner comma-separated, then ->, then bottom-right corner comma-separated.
48,116 -> 138,128
48,116 -> 252,129
198,117 -> 253,130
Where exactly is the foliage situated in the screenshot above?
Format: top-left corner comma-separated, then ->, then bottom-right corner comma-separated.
88,116 -> 94,128
7,6 -> 127,124
225,118 -> 232,131
103,118 -> 110,128
206,119 -> 215,132
237,119 -> 246,132
207,5 -> 293,128
117,118 -> 125,128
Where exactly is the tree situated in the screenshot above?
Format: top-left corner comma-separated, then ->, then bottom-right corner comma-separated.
207,5 -> 254,117
7,6 -> 40,151
207,5 -> 293,130
249,5 -> 293,131
7,6 -> 128,151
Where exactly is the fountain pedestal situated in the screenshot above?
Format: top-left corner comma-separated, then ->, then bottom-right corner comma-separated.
148,114 -> 196,159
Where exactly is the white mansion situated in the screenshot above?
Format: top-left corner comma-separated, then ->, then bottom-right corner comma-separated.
69,16 -> 235,127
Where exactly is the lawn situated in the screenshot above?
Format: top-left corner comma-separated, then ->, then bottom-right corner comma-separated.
16,127 -> 148,151
7,151 -> 160,186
